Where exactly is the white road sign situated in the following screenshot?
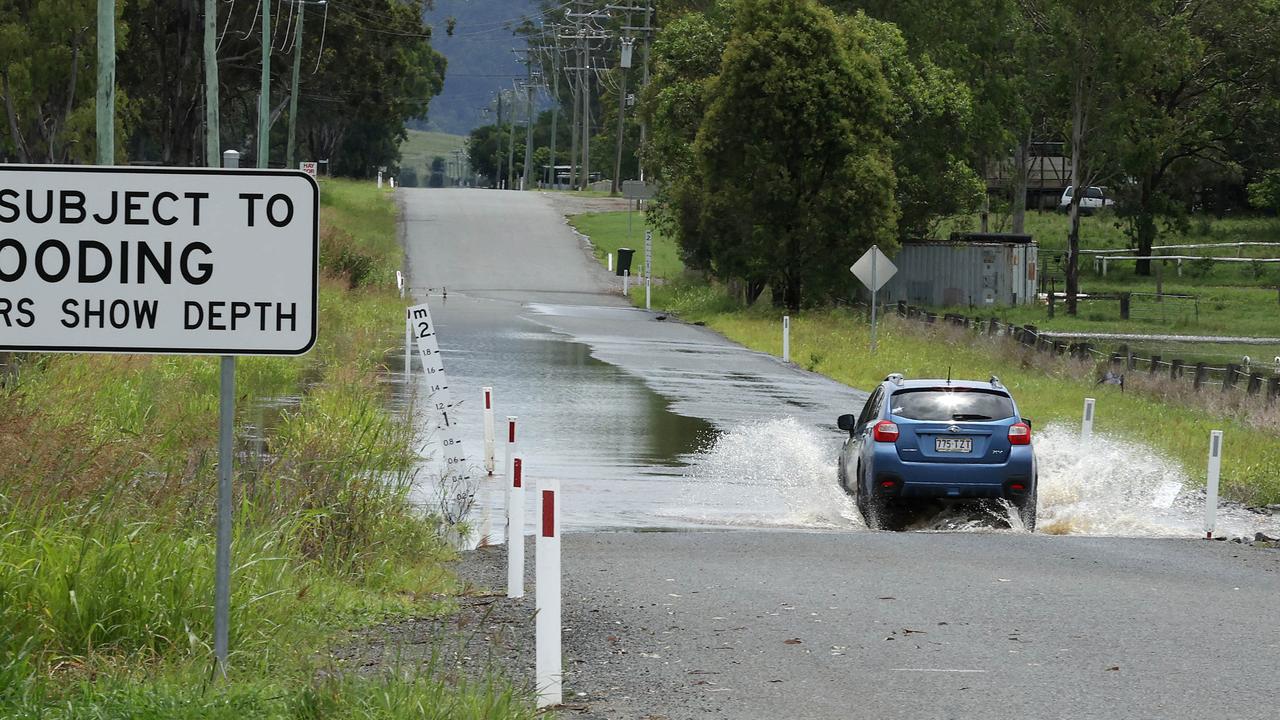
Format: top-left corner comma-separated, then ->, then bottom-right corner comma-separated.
850,245 -> 897,292
0,165 -> 318,355
299,161 -> 318,179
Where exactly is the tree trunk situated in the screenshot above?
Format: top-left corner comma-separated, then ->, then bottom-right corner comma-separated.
745,279 -> 766,306
1066,77 -> 1085,317
1011,130 -> 1030,235
1134,178 -> 1156,276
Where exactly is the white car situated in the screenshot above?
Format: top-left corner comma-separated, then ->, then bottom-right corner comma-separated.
1058,186 -> 1114,214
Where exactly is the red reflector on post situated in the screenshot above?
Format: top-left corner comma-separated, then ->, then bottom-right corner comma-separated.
513,458 -> 522,488
485,391 -> 492,410
509,421 -> 516,443
541,491 -> 555,537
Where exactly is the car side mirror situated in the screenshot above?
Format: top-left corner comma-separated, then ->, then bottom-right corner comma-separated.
1022,417 -> 1033,429
837,414 -> 857,433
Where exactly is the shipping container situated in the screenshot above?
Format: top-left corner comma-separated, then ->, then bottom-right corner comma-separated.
880,234 -> 1038,308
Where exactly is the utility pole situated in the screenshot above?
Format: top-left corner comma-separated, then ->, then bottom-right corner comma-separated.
204,0 -> 220,166
611,33 -> 631,196
96,0 -> 115,165
508,84 -> 518,190
258,0 -> 272,169
286,0 -> 319,170
549,27 -> 561,188
579,30 -> 590,190
639,3 -> 651,181
494,91 -> 504,188
523,60 -> 535,190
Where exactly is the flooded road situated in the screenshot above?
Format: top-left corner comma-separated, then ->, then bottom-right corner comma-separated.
400,189 -> 1278,540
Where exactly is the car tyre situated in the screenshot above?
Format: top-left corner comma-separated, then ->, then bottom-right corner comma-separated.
855,469 -> 884,531
1015,488 -> 1038,532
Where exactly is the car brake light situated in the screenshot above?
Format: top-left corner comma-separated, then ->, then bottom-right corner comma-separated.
872,420 -> 899,442
1009,422 -> 1031,445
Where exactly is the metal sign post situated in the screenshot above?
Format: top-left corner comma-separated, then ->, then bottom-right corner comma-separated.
850,245 -> 897,354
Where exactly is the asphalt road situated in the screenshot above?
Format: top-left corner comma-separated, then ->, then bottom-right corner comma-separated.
399,189 -> 1280,719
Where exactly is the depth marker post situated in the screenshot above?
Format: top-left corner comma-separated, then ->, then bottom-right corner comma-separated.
536,477 -> 562,708
403,311 -> 412,390
1204,430 -> 1223,539
482,388 -> 496,475
782,315 -> 791,363
1081,398 -> 1096,441
507,457 -> 525,598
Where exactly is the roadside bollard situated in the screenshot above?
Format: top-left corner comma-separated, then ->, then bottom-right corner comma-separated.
536,477 -> 562,708
504,417 -> 518,541
396,270 -> 405,299
608,252 -> 613,273
482,388 -> 495,475
507,458 -> 525,598
1204,430 -> 1223,539
1081,398 -> 1096,441
403,311 -> 412,389
645,273 -> 651,310
623,270 -> 630,297
783,316 -> 791,363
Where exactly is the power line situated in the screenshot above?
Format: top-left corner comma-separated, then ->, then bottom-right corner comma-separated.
311,0 -> 328,73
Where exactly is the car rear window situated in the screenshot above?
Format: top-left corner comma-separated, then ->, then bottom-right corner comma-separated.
890,388 -> 1015,421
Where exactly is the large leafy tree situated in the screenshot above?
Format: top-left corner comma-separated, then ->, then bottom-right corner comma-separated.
694,0 -> 898,310
0,0 -> 131,163
1112,0 -> 1280,275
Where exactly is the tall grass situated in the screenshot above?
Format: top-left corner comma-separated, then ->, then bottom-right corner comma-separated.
0,180 -> 534,716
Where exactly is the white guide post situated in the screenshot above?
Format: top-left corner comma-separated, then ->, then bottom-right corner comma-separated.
1081,398 -> 1096,441
536,477 -> 562,708
482,388 -> 496,475
503,416 -> 518,542
782,315 -> 791,363
608,252 -> 614,272
507,457 -> 525,598
1204,430 -> 1223,539
623,270 -> 630,297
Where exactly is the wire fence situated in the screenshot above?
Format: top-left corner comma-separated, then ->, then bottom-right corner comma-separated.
893,301 -> 1280,403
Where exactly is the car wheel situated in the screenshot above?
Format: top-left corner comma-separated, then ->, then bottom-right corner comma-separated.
855,467 -> 883,530
1015,488 -> 1038,532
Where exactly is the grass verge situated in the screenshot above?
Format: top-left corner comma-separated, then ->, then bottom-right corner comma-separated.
0,180 -> 537,718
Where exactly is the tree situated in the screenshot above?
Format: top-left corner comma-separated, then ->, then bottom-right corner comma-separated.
0,0 -> 130,163
1020,0 -> 1145,315
694,0 -> 898,311
1111,0 -> 1280,275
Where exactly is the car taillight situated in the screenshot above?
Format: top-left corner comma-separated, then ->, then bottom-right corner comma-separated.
1008,422 -> 1031,445
872,420 -> 899,442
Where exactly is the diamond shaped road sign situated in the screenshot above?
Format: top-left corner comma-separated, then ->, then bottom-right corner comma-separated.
850,245 -> 897,292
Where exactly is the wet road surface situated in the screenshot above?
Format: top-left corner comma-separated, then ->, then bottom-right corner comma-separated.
399,188 -> 1280,719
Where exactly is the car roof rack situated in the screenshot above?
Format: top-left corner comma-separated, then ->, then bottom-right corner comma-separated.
884,373 -> 905,386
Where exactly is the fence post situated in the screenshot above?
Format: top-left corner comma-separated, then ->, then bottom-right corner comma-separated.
1127,351 -> 1137,371
1149,355 -> 1161,375
1119,292 -> 1131,320
1223,364 -> 1240,392
1171,359 -> 1183,380
1194,363 -> 1207,391
1204,430 -> 1223,540
1081,398 -> 1096,441
897,301 -> 907,317
1247,373 -> 1262,396
1268,376 -> 1280,404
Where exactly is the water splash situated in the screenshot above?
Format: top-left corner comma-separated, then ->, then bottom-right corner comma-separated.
665,417 -> 1280,538
661,418 -> 864,530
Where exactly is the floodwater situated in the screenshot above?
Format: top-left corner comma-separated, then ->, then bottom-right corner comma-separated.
405,295 -> 1280,541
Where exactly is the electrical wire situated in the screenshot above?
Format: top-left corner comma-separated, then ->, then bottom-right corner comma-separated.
311,0 -> 328,73
277,0 -> 298,52
215,0 -> 237,52
269,0 -> 284,48
241,0 -> 262,39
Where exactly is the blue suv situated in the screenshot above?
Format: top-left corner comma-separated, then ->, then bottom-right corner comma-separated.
837,374 -> 1038,531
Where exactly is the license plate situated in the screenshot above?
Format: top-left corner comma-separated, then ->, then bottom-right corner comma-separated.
935,437 -> 972,453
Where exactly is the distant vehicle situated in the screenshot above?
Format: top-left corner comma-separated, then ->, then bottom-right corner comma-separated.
837,374 -> 1038,531
1058,186 -> 1114,214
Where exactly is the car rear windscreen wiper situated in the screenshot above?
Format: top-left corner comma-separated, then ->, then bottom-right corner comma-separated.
951,413 -> 993,421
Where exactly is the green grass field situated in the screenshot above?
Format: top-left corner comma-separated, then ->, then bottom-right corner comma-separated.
399,129 -> 468,177
571,209 -> 1280,505
569,211 -> 685,280
0,180 -> 536,718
